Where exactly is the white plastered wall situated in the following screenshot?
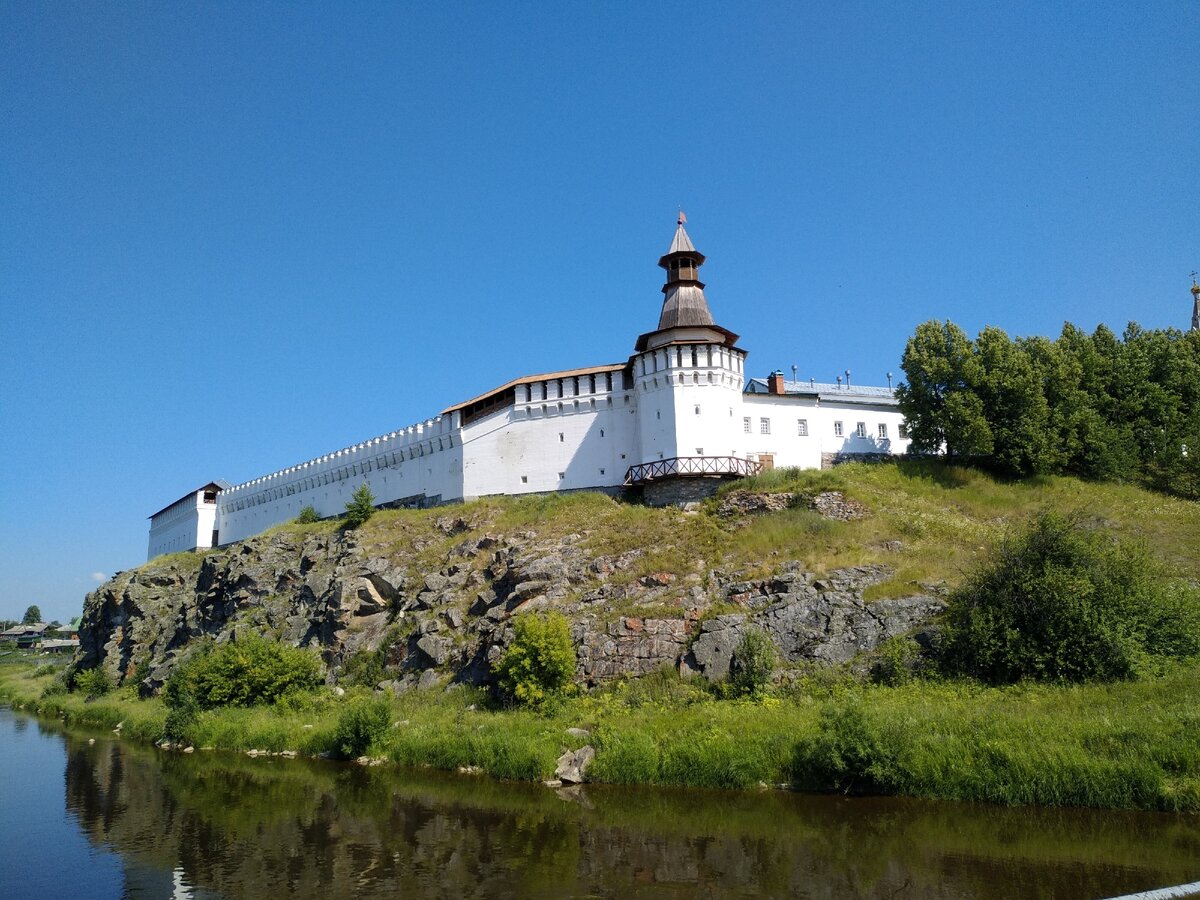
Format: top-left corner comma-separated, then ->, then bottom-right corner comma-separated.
461,372 -> 638,497
147,492 -> 218,559
740,394 -> 912,467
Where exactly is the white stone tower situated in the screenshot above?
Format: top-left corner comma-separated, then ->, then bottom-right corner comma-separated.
630,216 -> 748,469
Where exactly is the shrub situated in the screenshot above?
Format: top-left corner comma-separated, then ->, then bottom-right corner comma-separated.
73,667 -> 112,698
343,484 -> 376,529
340,646 -> 387,688
870,636 -> 922,686
296,505 -> 320,524
940,511 -> 1200,684
332,696 -> 393,758
40,674 -> 68,698
165,635 -> 323,710
494,611 -> 577,706
729,628 -> 777,697
793,701 -> 889,793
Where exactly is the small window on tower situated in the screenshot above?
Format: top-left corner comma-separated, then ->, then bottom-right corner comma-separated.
856,422 -> 867,438
559,433 -> 564,442
834,421 -> 844,437
694,404 -> 701,415
521,476 -> 528,484
878,423 -> 888,439
760,418 -> 770,434
743,416 -> 751,433
797,419 -> 808,436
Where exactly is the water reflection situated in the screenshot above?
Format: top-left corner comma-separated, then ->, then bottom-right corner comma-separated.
33,714 -> 1200,898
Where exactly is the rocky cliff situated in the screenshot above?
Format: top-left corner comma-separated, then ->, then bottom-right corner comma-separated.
78,491 -> 945,693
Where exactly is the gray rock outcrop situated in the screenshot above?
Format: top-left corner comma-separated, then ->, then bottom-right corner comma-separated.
76,510 -> 944,694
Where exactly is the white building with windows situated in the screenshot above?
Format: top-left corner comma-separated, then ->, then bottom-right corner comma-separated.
147,219 -> 912,559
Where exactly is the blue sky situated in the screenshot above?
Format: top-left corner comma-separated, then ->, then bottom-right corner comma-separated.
2,2 -> 1197,623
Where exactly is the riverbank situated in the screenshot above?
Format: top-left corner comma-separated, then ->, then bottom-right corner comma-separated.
4,660 -> 1198,811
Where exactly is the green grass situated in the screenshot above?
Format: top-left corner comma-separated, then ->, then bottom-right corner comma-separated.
5,658 -> 1199,810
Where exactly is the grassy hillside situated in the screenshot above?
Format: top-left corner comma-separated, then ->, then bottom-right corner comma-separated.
262,459 -> 1199,605
7,461 -> 1197,811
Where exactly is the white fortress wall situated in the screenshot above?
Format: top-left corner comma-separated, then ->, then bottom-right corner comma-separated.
461,368 -> 638,498
216,414 -> 465,545
148,490 -> 218,559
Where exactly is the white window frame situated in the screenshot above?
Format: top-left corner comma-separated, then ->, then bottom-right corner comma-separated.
834,421 -> 844,437
759,417 -> 770,435
797,419 -> 808,436
856,422 -> 867,438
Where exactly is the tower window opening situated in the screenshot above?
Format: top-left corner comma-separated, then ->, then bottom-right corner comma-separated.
797,419 -> 808,436
559,433 -> 564,442
694,404 -> 701,415
760,418 -> 771,434
743,416 -> 751,433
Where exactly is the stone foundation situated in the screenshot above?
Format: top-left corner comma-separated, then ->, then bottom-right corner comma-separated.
641,476 -> 730,507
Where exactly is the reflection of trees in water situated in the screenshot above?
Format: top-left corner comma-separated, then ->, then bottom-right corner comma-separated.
60,732 -> 1199,899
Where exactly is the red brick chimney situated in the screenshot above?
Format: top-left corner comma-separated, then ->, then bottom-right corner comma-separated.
767,370 -> 786,395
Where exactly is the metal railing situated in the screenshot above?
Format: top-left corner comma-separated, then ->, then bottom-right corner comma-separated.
624,455 -> 762,485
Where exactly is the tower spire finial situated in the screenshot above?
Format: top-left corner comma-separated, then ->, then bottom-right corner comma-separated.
1191,271 -> 1200,332
677,208 -> 687,226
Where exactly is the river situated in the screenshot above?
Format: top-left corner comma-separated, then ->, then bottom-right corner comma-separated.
1,707 -> 1197,898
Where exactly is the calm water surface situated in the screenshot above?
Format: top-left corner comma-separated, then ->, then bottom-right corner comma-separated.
1,706 -> 1197,899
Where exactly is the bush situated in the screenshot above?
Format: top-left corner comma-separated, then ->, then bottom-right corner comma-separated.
332,696 -> 393,758
494,611 -> 577,706
729,628 -> 777,697
793,701 -> 890,794
343,484 -> 375,529
165,635 -> 323,710
940,511 -> 1200,684
296,505 -> 320,524
40,674 -> 68,698
870,636 -> 922,686
73,667 -> 113,698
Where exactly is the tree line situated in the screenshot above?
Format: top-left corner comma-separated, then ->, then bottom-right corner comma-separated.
895,320 -> 1200,497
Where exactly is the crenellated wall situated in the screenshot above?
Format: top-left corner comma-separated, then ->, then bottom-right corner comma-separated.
216,414 -> 464,545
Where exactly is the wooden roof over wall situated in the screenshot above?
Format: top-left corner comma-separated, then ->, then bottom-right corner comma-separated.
442,363 -> 628,415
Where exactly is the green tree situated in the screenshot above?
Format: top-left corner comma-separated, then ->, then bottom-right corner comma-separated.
343,484 -> 376,529
940,512 -> 1200,684
22,605 -> 42,624
895,320 -> 993,459
494,611 -> 577,706
296,505 -> 320,524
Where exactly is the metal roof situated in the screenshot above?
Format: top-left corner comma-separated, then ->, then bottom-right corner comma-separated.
147,481 -> 228,520
745,377 -> 899,402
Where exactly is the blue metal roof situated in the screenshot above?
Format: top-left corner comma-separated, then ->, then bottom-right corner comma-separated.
744,377 -> 897,401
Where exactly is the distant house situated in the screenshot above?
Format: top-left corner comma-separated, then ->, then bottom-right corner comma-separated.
41,638 -> 79,654
1,622 -> 50,650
